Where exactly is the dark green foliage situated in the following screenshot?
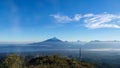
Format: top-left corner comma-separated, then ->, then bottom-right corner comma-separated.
0,54 -> 95,68
3,54 -> 23,68
27,55 -> 95,68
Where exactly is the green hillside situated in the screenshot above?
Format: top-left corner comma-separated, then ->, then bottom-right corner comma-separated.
0,54 -> 95,68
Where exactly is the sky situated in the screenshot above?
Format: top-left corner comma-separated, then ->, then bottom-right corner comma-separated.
1,0 -> 120,42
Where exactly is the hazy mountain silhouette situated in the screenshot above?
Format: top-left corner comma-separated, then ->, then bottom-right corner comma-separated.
42,37 -> 63,43
29,38 -> 120,49
30,37 -> 64,44
30,37 -> 82,49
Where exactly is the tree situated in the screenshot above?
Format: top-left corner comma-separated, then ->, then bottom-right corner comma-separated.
3,54 -> 23,68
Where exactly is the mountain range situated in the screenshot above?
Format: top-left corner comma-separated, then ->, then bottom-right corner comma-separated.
1,37 -> 120,49
30,37 -> 82,49
29,37 -> 120,49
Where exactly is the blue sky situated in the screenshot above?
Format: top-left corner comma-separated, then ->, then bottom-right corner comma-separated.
1,0 -> 120,42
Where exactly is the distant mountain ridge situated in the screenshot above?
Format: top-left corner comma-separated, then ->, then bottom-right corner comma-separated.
30,37 -> 64,45
42,37 -> 63,43
30,37 -> 82,49
29,37 -> 120,49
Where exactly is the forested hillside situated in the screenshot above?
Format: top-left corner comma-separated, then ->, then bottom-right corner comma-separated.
0,54 -> 95,68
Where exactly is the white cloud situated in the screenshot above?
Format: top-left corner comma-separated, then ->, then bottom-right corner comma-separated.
50,14 -> 72,23
84,13 -> 120,29
50,13 -> 120,29
50,14 -> 81,23
83,13 -> 94,17
74,14 -> 82,21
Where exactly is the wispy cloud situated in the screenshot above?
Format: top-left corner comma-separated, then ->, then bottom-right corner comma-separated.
50,13 -> 120,29
73,14 -> 82,21
84,13 -> 120,29
50,14 -> 81,23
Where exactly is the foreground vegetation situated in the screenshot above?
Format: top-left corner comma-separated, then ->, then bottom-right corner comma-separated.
0,54 -> 95,68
